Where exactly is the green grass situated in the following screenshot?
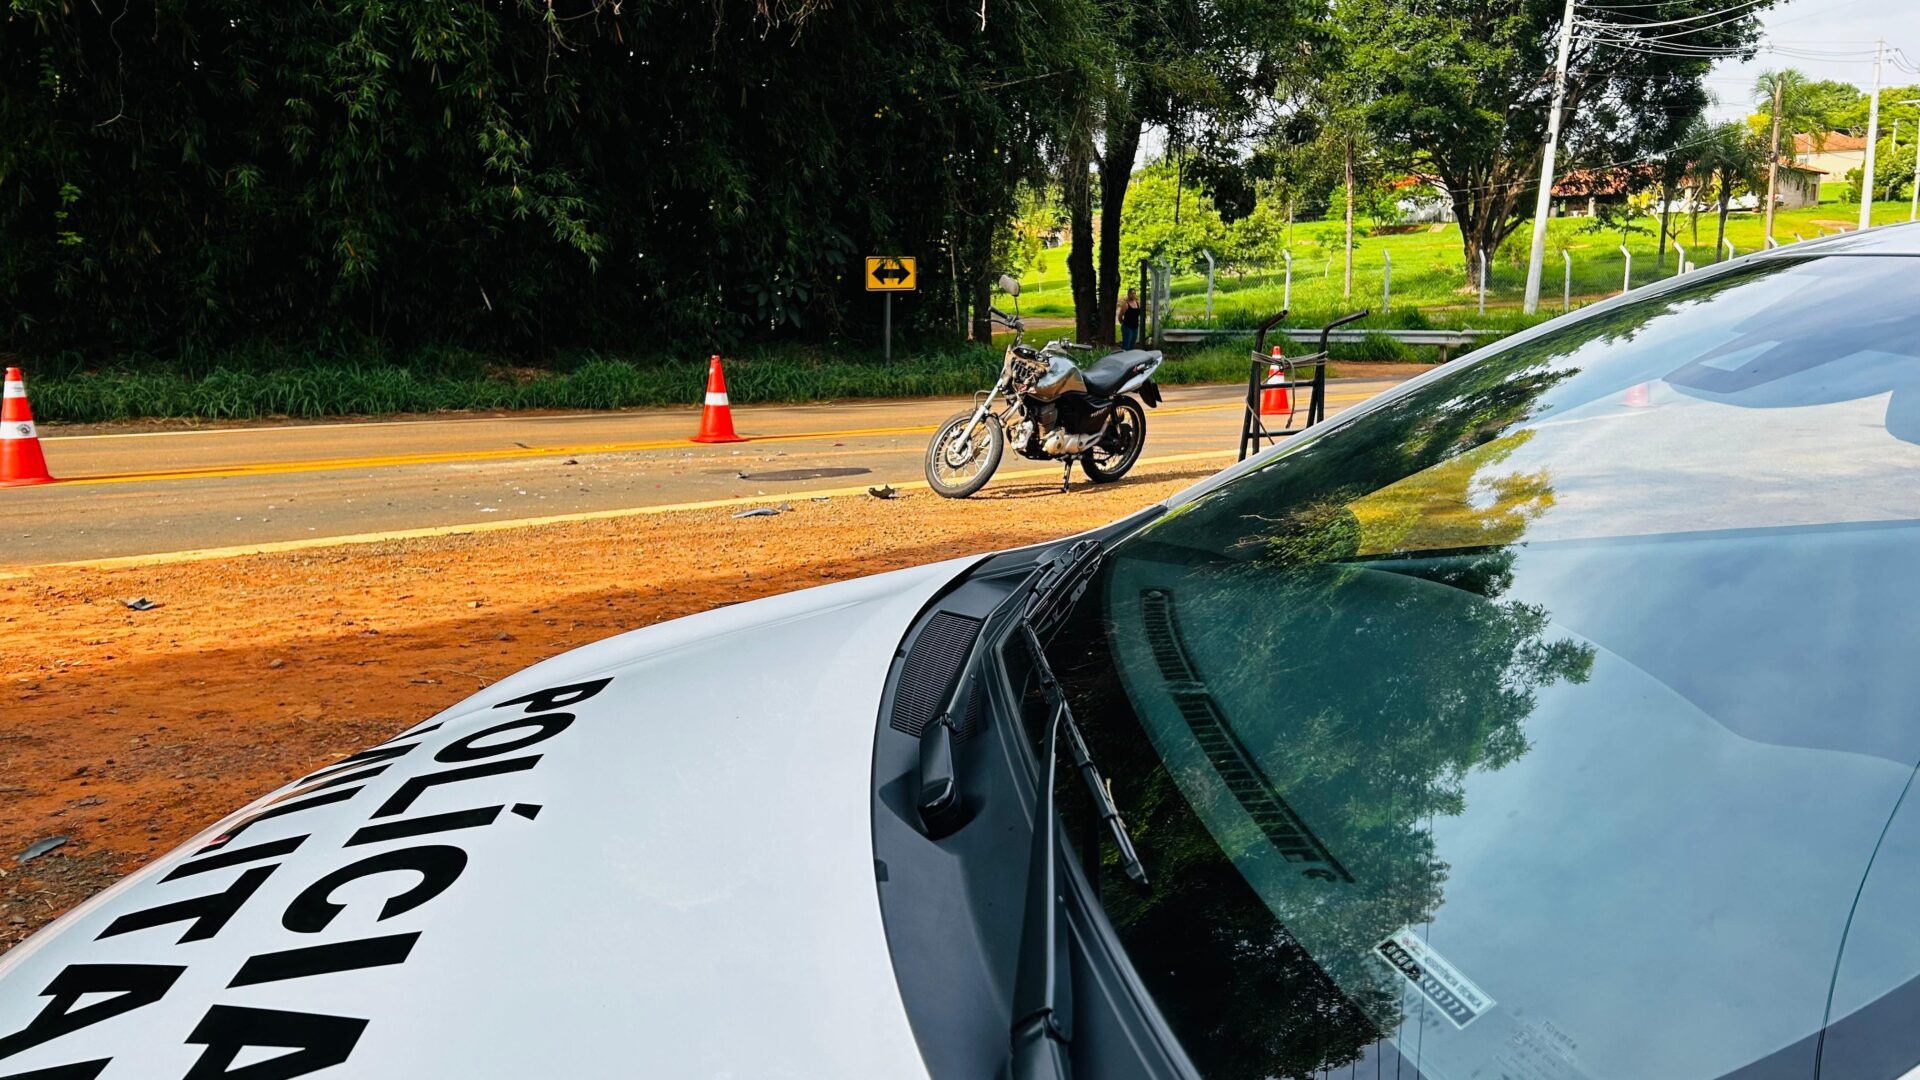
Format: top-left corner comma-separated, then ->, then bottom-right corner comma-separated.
24,346 -> 994,425
1019,199 -> 1916,332
24,339 -> 1405,425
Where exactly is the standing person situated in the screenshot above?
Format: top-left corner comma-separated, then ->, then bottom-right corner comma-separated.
1119,288 -> 1143,350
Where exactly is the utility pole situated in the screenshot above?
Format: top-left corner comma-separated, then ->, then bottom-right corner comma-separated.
1905,99 -> 1920,222
1860,38 -> 1884,232
1763,77 -> 1784,244
1523,0 -> 1577,315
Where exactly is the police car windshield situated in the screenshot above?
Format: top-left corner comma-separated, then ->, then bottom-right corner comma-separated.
1040,254 -> 1920,1080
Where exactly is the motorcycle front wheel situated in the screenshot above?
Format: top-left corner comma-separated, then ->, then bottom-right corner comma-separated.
925,410 -> 1005,498
1081,397 -> 1146,483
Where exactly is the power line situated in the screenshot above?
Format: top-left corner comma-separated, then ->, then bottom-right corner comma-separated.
1574,0 -> 1769,31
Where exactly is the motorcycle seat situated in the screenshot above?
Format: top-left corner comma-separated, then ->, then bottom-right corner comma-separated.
1082,349 -> 1158,396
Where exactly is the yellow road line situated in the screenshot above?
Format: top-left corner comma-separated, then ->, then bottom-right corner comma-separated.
52,392 -> 1374,487
12,450 -> 1241,575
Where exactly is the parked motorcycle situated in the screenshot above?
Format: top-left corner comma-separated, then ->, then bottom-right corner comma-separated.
924,275 -> 1163,498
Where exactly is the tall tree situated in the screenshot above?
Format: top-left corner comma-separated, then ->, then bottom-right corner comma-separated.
1688,122 -> 1765,262
1,0 -> 1099,357
1340,0 -> 1770,277
1061,0 -> 1326,344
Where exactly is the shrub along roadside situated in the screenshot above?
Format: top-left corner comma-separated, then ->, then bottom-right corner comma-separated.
21,339 -> 1462,425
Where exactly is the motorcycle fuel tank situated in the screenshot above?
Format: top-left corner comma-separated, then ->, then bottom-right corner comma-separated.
1028,355 -> 1087,402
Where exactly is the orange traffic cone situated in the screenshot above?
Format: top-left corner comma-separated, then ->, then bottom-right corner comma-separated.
1259,347 -> 1291,416
690,355 -> 746,444
0,367 -> 55,487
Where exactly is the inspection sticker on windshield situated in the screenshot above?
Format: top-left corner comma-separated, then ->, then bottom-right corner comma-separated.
1375,927 -> 1496,1029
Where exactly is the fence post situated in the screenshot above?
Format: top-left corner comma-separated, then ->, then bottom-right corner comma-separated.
1672,240 -> 1687,275
1794,232 -> 1805,244
1202,249 -> 1215,320
1282,249 -> 1293,312
1722,238 -> 1735,261
1383,251 -> 1392,313
1562,249 -> 1571,312
1478,250 -> 1487,315
1765,236 -> 1779,249
1619,245 -> 1631,295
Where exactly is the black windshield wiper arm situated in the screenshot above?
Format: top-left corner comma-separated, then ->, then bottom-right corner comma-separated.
1008,596 -> 1147,1080
916,539 -> 1107,837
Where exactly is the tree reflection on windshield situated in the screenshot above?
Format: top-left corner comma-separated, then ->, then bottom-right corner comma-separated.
1048,351 -> 1595,1079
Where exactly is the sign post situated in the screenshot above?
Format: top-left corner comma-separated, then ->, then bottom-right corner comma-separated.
864,256 -> 918,361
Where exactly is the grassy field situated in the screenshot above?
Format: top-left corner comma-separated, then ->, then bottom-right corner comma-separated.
1018,199 -> 1917,332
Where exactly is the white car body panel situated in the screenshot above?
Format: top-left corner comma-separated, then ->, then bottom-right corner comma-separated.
0,558 -> 979,1079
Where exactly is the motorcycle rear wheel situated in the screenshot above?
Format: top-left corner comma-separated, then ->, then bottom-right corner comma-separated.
1081,397 -> 1146,483
925,410 -> 1005,498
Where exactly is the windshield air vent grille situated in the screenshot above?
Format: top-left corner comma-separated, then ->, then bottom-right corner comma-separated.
1140,589 -> 1354,884
890,611 -> 985,742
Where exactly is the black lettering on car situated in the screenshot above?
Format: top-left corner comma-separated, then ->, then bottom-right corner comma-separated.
0,963 -> 184,1062
197,788 -> 361,855
164,836 -> 309,882
0,1057 -> 111,1079
96,866 -> 276,945
371,757 -> 539,819
345,806 -> 502,847
290,737 -> 429,788
227,933 -> 420,988
182,1005 -> 366,1080
281,846 -> 468,933
490,677 -> 612,715
434,714 -> 574,763
267,763 -> 392,804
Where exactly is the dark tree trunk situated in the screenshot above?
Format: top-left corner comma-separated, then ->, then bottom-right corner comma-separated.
1094,112 -> 1143,347
1066,160 -> 1097,344
1445,169 -> 1523,292
1715,180 -> 1731,261
1657,178 -> 1673,271
966,218 -> 994,342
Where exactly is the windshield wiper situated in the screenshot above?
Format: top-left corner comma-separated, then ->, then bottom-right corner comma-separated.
916,538 -> 1110,836
1008,550 -> 1147,1080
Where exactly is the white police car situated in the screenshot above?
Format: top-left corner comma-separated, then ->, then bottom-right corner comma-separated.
6,226 -> 1920,1079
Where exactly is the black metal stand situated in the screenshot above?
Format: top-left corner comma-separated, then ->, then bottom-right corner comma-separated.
1238,309 -> 1369,462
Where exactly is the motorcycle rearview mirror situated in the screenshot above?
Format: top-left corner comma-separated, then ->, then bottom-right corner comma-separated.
997,274 -> 1021,297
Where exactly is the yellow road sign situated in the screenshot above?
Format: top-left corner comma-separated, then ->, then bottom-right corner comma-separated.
865,256 -> 917,292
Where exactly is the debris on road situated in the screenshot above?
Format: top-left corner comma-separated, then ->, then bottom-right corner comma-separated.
18,836 -> 68,864
734,507 -> 780,518
868,485 -> 898,500
120,597 -> 160,611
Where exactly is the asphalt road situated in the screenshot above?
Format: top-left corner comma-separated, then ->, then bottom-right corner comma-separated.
4,378 -> 1404,567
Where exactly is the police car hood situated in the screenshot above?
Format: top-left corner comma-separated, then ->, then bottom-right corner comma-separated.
0,558 -> 975,1079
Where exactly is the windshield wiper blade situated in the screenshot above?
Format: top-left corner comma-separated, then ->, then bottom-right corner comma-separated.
1025,538 -> 1104,632
916,538 -> 1107,837
1008,606 -> 1147,1080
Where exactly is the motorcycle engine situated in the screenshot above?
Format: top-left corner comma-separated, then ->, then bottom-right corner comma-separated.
1039,396 -> 1113,455
1041,429 -> 1104,456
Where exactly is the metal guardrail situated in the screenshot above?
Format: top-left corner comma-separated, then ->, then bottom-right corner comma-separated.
1161,326 -> 1499,348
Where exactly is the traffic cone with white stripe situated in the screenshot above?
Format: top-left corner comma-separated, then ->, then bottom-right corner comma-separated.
690,355 -> 745,444
1,368 -> 55,487
1259,347 -> 1291,416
